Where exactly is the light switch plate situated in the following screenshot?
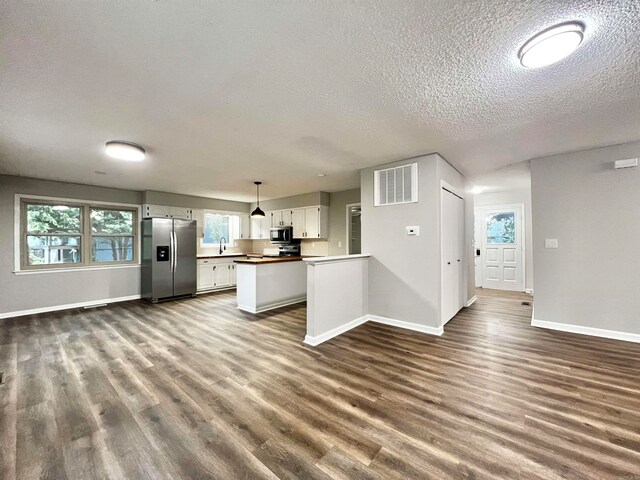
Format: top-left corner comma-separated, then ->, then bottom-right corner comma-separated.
338,241 -> 342,248
545,238 -> 558,248
406,226 -> 420,236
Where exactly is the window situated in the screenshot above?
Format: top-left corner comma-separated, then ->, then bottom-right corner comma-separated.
486,212 -> 516,244
20,199 -> 138,270
202,212 -> 240,246
374,163 -> 418,206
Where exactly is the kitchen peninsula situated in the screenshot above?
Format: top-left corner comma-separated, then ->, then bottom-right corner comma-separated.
234,256 -> 311,313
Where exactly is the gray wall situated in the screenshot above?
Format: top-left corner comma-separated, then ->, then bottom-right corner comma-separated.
361,154 -> 472,328
143,190 -> 249,213
328,188 -> 361,256
531,140 -> 640,334
0,175 -> 142,316
250,191 -> 329,211
475,186 -> 533,291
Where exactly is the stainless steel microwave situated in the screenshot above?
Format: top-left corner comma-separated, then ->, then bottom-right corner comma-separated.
270,226 -> 293,244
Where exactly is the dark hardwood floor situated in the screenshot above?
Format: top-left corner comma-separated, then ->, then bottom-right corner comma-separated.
2,288 -> 640,479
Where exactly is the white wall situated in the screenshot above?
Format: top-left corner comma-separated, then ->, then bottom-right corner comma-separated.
531,140 -> 640,336
475,186 -> 533,291
361,154 -> 472,329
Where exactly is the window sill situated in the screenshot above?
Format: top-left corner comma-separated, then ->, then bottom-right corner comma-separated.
13,263 -> 141,276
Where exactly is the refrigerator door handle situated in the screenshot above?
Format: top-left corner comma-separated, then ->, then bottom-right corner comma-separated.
170,231 -> 175,273
173,230 -> 178,273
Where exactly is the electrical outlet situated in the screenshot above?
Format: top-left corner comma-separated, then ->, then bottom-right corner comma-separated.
338,241 -> 342,248
544,238 -> 558,248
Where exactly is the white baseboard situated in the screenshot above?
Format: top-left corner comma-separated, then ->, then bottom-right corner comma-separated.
524,288 -> 534,295
237,296 -> 306,314
304,315 -> 369,346
465,295 -> 478,307
368,314 -> 444,336
304,313 -> 444,346
531,319 -> 640,344
0,294 -> 141,320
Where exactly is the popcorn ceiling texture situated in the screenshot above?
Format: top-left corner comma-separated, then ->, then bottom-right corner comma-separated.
1,1 -> 638,200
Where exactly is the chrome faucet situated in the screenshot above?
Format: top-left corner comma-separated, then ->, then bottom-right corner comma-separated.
219,237 -> 227,255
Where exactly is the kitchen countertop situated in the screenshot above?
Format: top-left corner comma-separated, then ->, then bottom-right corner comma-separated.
234,256 -> 317,265
197,253 -> 250,259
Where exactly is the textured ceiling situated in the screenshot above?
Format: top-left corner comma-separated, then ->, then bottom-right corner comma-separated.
1,1 -> 639,201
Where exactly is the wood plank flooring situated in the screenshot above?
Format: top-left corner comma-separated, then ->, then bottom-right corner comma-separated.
2,288 -> 640,479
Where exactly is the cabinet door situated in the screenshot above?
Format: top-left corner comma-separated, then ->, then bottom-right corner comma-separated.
270,211 -> 281,228
261,214 -> 271,239
197,264 -> 214,290
281,209 -> 293,226
251,216 -> 263,239
230,263 -> 237,285
214,263 -> 231,287
305,207 -> 320,238
292,208 -> 306,238
239,214 -> 251,239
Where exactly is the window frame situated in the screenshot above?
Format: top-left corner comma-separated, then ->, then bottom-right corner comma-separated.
17,195 -> 140,272
200,210 -> 241,247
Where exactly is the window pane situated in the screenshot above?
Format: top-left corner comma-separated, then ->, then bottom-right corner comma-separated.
26,204 -> 81,234
92,236 -> 134,262
203,214 -> 229,244
27,235 -> 81,265
486,212 -> 516,244
91,209 -> 134,234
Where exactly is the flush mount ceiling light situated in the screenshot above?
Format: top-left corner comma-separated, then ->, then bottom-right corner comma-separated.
105,141 -> 146,161
471,186 -> 485,194
251,181 -> 265,218
519,22 -> 585,68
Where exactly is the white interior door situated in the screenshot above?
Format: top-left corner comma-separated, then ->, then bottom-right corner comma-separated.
479,205 -> 524,291
442,189 -> 464,325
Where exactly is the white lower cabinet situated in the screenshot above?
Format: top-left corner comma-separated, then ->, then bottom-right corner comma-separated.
197,258 -> 243,292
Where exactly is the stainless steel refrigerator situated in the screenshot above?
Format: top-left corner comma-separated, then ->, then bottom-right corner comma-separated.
141,218 -> 197,302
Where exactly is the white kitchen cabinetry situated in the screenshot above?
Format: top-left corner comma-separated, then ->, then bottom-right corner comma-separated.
292,206 -> 328,239
250,213 -> 271,239
271,210 -> 293,227
239,214 -> 251,240
197,258 -> 243,292
143,204 -> 193,220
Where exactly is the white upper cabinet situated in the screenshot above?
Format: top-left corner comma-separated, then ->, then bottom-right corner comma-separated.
250,213 -> 271,239
292,206 -> 328,239
271,209 -> 293,227
143,204 -> 193,220
239,214 -> 251,240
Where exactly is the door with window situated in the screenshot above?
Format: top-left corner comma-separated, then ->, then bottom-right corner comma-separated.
478,205 -> 524,291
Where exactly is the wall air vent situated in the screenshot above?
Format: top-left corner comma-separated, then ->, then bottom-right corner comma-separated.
374,163 -> 418,206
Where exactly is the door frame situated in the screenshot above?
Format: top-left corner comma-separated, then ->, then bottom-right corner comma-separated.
345,202 -> 361,254
474,203 -> 526,292
440,181 -> 466,327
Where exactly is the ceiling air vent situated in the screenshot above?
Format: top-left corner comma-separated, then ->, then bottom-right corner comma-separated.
374,163 -> 418,206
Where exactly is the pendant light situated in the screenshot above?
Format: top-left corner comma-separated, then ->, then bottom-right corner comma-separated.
251,181 -> 265,217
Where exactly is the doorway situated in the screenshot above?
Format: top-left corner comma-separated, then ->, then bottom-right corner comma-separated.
346,203 -> 361,254
474,204 -> 525,292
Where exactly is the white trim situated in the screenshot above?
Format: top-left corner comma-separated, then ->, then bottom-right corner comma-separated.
345,202 -> 361,255
13,264 -> 141,275
237,296 -> 306,314
368,314 -> 444,336
531,319 -> 640,344
524,288 -> 534,295
0,294 -> 141,320
465,295 -> 478,307
304,315 -> 369,346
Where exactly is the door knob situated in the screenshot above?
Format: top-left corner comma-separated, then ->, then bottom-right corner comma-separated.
447,262 -> 451,265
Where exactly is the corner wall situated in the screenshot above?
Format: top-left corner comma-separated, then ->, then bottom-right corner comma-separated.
361,154 -> 472,329
531,140 -> 640,337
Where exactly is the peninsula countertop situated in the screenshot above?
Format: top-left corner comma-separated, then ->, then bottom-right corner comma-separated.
233,255 -> 318,265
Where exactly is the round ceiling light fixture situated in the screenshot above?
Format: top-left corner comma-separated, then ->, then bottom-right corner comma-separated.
105,141 -> 146,161
471,186 -> 485,195
519,22 -> 585,68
